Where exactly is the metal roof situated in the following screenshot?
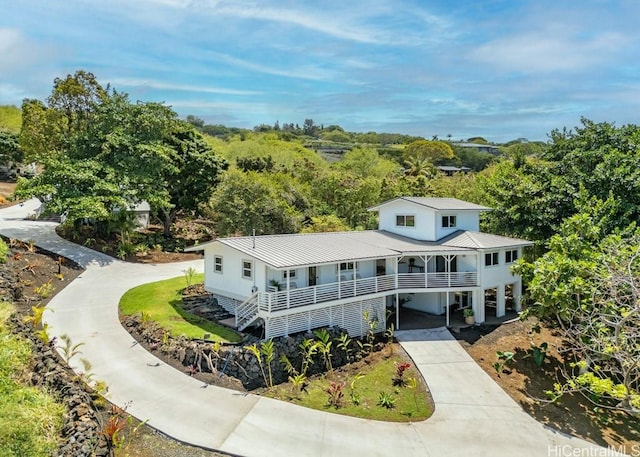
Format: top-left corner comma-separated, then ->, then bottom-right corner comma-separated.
187,229 -> 530,269
369,197 -> 491,212
440,231 -> 534,249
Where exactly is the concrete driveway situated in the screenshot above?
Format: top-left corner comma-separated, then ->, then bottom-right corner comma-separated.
0,199 -> 625,457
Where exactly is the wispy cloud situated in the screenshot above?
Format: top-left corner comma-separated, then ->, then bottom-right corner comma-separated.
109,78 -> 261,96
471,26 -> 627,73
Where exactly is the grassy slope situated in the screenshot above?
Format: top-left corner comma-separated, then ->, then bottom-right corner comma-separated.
0,302 -> 65,456
0,105 -> 21,133
119,274 -> 242,343
266,352 -> 432,422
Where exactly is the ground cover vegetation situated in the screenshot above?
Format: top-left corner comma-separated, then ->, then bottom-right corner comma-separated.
0,300 -> 65,457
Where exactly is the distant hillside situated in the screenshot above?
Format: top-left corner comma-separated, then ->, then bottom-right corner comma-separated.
0,105 -> 21,133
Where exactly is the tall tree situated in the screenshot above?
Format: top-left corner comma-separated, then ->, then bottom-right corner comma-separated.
17,79 -> 226,236
404,140 -> 454,165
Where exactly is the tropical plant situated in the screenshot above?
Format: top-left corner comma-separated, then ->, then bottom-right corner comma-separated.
313,328 -> 333,372
325,381 -> 345,409
335,332 -> 353,363
393,362 -> 412,387
183,267 -> 197,287
493,351 -> 515,375
378,391 -> 396,409
57,333 -> 84,364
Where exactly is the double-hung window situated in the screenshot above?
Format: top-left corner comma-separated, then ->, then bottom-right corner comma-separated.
242,260 -> 253,279
505,250 -> 518,263
485,252 -> 499,267
214,255 -> 223,273
396,215 -> 415,227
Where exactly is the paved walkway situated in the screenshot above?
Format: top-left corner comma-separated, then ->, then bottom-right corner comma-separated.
0,199 -> 625,457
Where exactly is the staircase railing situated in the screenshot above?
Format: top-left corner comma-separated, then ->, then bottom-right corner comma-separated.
235,291 -> 260,330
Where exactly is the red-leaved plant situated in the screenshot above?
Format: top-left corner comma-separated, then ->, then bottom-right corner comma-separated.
393,362 -> 411,387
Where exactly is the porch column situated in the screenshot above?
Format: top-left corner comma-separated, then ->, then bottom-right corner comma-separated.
513,281 -> 522,312
496,284 -> 506,317
473,289 -> 485,323
286,272 -> 290,309
446,291 -> 450,327
395,293 -> 400,330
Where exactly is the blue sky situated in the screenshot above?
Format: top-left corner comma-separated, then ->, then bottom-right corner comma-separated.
1,0 -> 639,142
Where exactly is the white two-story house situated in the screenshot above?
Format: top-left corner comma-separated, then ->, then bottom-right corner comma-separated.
187,197 -> 532,339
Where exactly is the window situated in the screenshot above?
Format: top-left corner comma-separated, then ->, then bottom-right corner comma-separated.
339,262 -> 356,272
505,249 -> 518,263
214,256 -> 223,273
442,215 -> 457,228
396,214 -> 415,227
283,269 -> 296,279
485,252 -> 499,267
242,260 -> 253,279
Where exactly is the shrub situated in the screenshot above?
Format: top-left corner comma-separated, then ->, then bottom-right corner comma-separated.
0,239 -> 8,263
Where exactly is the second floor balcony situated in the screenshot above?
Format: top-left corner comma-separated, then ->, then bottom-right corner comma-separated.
257,271 -> 478,313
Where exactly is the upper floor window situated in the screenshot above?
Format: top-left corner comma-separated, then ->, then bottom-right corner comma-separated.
396,215 -> 415,227
214,255 -> 223,273
442,215 -> 457,228
339,262 -> 356,272
485,252 -> 499,267
242,260 -> 253,279
283,269 -> 296,279
505,249 -> 518,263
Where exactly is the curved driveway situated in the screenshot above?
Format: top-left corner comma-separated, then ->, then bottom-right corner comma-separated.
0,199 -> 624,457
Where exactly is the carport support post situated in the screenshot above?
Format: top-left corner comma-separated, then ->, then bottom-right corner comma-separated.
395,293 -> 400,330
446,292 -> 450,327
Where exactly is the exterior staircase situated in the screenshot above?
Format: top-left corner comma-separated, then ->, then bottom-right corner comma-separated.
235,292 -> 260,331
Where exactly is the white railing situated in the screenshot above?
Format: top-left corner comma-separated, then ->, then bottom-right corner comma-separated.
236,291 -> 260,330
255,272 -> 477,313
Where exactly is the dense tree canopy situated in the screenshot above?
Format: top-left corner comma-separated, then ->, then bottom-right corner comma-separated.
481,118 -> 640,242
16,73 -> 226,236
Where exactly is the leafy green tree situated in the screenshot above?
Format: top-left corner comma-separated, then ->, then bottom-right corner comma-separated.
206,170 -> 307,236
158,123 -> 228,235
337,147 -> 401,179
404,140 -> 454,165
17,78 -> 226,236
47,70 -> 107,135
483,118 -> 640,243
0,131 -> 22,165
514,213 -> 640,416
313,171 -> 380,229
19,99 -> 66,163
301,215 -> 350,233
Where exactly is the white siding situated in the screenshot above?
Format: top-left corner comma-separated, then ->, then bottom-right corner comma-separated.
378,200 -> 437,240
203,244 -> 264,301
434,211 -> 481,240
403,292 -> 442,314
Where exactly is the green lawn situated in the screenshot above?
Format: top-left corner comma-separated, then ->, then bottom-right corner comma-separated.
119,274 -> 242,342
0,302 -> 65,456
265,353 -> 433,422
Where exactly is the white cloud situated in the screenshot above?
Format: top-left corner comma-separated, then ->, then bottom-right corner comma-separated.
471,24 -> 628,74
109,78 -> 261,96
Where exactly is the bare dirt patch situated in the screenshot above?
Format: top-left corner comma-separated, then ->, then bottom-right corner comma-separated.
0,181 -> 17,207
456,318 -> 640,454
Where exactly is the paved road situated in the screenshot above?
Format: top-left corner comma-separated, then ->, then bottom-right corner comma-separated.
0,199 -> 625,457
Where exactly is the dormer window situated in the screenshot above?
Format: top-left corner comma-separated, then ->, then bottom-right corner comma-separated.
442,215 -> 457,228
396,215 -> 415,227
